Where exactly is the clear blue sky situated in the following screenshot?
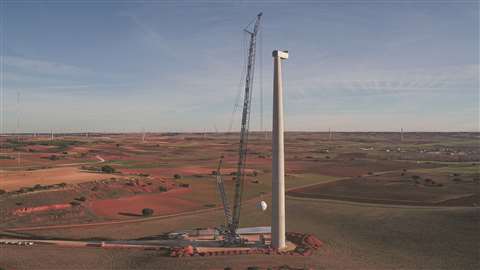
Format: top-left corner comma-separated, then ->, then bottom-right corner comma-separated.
1,1 -> 478,133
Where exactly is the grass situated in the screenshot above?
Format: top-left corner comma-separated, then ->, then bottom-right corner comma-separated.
107,160 -> 170,169
412,164 -> 480,175
173,173 -> 342,207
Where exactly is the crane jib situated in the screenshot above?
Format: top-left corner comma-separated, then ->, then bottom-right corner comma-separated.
230,12 -> 262,238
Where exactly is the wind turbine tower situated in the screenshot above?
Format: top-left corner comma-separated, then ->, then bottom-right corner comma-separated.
272,49 -> 288,250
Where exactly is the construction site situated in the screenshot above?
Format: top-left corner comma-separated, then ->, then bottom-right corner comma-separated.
1,4 -> 479,270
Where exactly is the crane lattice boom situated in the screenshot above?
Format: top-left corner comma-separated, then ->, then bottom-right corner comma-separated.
215,12 -> 262,244
230,12 -> 262,238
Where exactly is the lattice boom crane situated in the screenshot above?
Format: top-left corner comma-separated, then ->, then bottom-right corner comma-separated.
215,12 -> 262,244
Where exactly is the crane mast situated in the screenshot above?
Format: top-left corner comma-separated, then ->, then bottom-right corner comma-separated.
215,12 -> 262,244
230,12 -> 262,237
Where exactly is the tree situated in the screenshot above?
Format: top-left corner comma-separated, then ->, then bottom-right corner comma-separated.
101,165 -> 115,173
0,189 -> 6,195
173,174 -> 182,179
142,208 -> 154,216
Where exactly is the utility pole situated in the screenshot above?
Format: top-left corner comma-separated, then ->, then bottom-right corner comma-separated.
272,49 -> 288,250
400,128 -> 404,142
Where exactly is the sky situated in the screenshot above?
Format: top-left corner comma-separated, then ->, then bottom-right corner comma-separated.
1,0 -> 478,133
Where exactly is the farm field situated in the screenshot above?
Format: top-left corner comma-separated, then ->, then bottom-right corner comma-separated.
0,132 -> 479,269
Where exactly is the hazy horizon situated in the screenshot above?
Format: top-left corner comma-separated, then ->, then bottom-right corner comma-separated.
2,130 -> 480,135
1,1 -> 479,133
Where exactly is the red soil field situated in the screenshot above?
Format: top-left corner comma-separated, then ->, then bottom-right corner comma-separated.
88,188 -> 198,219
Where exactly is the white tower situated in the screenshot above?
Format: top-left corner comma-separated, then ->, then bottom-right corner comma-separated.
272,50 -> 288,250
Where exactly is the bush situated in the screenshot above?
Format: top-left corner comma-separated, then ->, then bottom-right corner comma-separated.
76,196 -> 87,202
101,165 -> 115,173
411,175 -> 420,180
49,155 -> 59,161
0,189 -> 6,195
142,208 -> 154,216
159,186 -> 167,192
173,174 -> 182,179
70,201 -> 81,207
